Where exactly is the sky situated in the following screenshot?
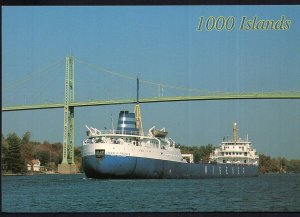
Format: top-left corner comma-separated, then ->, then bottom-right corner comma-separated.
2,6 -> 300,159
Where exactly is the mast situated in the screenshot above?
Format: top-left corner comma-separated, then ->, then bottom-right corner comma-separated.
233,122 -> 237,144
137,75 -> 139,104
134,76 -> 144,136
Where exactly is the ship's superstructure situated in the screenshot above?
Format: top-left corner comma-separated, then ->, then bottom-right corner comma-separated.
209,123 -> 259,166
84,113 -> 183,164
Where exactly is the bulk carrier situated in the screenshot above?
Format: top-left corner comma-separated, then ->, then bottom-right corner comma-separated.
82,78 -> 259,179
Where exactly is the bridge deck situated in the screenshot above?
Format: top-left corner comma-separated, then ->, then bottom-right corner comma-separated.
3,92 -> 300,111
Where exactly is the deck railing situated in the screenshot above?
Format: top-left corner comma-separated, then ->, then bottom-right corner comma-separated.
88,129 -> 149,137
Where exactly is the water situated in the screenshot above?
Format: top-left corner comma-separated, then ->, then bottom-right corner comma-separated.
2,173 -> 300,212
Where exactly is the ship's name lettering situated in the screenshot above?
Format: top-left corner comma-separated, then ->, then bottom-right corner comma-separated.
107,151 -> 130,156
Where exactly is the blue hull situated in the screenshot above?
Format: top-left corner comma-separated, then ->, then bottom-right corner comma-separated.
82,155 -> 259,179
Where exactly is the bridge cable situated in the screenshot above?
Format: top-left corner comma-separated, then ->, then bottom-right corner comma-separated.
28,63 -> 65,105
74,58 -> 213,95
75,59 -> 300,96
5,58 -> 65,93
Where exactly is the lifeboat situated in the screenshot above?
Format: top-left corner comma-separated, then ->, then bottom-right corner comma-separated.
151,127 -> 168,138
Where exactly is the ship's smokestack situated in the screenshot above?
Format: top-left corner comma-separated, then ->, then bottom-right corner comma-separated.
116,111 -> 139,135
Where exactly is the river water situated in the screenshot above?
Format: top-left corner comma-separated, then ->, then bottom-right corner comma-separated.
2,173 -> 300,212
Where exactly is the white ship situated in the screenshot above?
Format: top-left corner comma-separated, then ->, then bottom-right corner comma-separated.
81,78 -> 259,179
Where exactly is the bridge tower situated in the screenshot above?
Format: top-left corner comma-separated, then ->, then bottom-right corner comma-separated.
58,56 -> 77,174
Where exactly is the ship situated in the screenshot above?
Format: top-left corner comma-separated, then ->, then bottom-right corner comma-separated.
81,78 -> 259,179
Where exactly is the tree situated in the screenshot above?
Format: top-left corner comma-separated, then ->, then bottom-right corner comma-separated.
2,134 -> 9,159
269,158 -> 280,172
259,154 -> 272,173
21,131 -> 31,145
198,144 -> 214,163
20,143 -> 35,163
275,157 -> 288,173
36,150 -> 50,166
51,142 -> 63,165
74,147 -> 82,172
287,160 -> 300,173
178,144 -> 215,163
6,133 -> 26,173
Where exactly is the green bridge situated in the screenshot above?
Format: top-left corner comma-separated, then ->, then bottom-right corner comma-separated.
3,92 -> 300,111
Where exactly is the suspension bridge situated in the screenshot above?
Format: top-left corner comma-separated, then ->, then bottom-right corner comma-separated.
2,56 -> 300,174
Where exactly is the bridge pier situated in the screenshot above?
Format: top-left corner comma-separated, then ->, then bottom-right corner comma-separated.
58,163 -> 77,174
58,56 -> 77,174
